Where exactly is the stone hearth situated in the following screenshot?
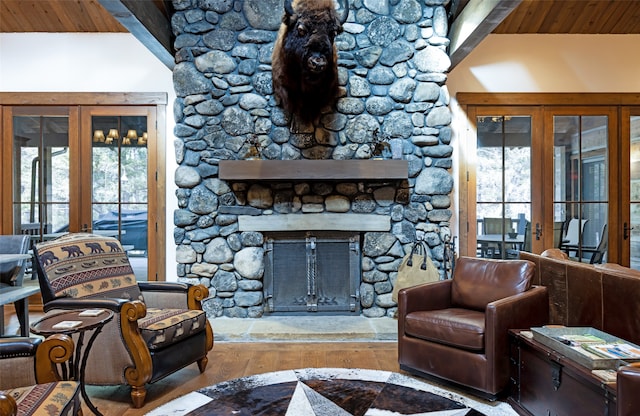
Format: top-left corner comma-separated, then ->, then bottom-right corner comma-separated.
171,0 -> 454,318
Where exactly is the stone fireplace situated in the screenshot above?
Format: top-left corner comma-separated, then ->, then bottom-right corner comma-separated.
171,0 -> 454,318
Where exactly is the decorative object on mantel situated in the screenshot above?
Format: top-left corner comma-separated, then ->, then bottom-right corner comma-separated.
242,134 -> 263,159
371,128 -> 391,159
271,0 -> 348,121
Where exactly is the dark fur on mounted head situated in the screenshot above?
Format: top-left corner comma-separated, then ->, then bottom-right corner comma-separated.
271,0 -> 348,122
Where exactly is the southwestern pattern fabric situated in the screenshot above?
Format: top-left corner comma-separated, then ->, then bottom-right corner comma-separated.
1,381 -> 79,416
139,308 -> 207,350
35,233 -> 143,301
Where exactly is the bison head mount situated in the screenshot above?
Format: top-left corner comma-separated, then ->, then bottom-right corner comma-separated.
272,0 -> 349,122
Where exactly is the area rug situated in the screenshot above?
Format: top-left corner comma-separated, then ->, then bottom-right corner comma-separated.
146,368 -> 518,415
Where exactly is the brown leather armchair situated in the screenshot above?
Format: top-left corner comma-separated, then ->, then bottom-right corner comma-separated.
397,256 -> 548,399
617,363 -> 640,416
33,233 -> 214,408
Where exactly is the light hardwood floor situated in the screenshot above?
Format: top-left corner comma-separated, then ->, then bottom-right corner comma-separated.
3,312 -> 399,415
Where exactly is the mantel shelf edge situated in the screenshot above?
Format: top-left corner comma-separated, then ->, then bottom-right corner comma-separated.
218,160 -> 408,180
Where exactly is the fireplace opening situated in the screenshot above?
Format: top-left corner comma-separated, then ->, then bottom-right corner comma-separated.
263,231 -> 361,315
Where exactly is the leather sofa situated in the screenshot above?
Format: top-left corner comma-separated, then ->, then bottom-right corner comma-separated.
397,256 -> 549,399
519,250 -> 640,416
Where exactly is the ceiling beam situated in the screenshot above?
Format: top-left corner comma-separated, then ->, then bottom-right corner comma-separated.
98,0 -> 175,70
448,0 -> 522,71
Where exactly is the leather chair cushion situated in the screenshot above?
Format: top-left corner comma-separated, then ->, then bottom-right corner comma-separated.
35,233 -> 143,302
139,308 -> 208,350
1,381 -> 79,416
404,308 -> 486,351
452,257 -> 533,311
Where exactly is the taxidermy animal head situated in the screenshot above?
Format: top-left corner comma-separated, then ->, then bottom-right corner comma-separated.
271,0 -> 348,121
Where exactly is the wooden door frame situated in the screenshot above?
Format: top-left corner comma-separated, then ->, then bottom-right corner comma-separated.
458,105 -> 543,257
543,106 -> 619,263
0,92 -> 167,281
620,107 -> 640,266
457,93 -> 640,261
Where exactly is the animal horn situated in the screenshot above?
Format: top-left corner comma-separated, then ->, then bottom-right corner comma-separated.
336,0 -> 349,24
284,0 -> 294,17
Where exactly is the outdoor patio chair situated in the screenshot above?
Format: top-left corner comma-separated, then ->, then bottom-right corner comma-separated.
0,235 -> 30,287
559,218 -> 588,256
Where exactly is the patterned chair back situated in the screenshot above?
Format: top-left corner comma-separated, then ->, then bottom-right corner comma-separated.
34,233 -> 143,303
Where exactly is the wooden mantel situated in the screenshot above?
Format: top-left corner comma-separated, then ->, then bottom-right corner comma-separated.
218,160 -> 408,180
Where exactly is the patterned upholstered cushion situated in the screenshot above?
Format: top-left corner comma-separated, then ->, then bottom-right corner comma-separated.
35,233 -> 143,301
1,381 -> 80,416
138,308 -> 207,350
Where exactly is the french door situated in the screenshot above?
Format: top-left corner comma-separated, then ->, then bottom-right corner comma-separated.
622,107 -> 640,269
463,106 -> 545,258
543,107 -> 615,264
0,93 -> 166,280
458,94 -> 637,267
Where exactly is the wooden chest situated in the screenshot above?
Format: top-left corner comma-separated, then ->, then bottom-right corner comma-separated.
508,330 -> 617,416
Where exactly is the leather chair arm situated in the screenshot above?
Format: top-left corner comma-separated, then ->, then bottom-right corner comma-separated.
617,363 -> 640,416
138,281 -> 189,292
43,297 -> 130,313
483,285 -> 548,394
485,287 -> 548,359
398,280 -> 453,315
398,280 -> 453,339
0,337 -> 41,359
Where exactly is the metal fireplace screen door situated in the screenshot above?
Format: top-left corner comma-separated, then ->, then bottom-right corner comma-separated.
263,232 -> 360,314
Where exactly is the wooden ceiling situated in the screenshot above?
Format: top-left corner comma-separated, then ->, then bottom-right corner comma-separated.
493,0 -> 640,34
0,1 -> 129,33
1,0 -> 638,70
3,0 -> 639,34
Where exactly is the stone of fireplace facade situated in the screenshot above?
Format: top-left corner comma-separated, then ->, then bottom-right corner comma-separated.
171,0 -> 454,318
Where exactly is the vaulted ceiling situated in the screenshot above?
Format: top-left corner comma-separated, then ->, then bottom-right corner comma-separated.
1,0 -> 639,71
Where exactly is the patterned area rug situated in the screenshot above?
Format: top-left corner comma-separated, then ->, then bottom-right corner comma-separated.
146,368 -> 518,415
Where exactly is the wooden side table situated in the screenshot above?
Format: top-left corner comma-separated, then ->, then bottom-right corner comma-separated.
31,309 -> 114,416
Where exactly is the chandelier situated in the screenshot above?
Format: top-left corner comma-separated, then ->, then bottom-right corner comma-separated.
93,129 -> 148,145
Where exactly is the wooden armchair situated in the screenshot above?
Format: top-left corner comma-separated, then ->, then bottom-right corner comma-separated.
33,233 -> 214,408
0,335 -> 81,416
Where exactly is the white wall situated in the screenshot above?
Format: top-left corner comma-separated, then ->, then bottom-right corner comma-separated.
448,34 -> 640,95
0,33 -> 179,280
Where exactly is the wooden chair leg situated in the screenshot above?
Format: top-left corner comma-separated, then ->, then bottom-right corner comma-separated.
131,385 -> 147,409
197,356 -> 209,373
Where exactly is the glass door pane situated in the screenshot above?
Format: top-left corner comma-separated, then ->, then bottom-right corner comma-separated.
553,115 -> 608,263
12,114 -> 70,241
476,116 -> 532,258
91,115 -> 148,280
630,116 -> 640,270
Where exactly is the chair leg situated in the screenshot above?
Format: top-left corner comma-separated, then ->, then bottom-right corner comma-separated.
197,356 -> 209,373
131,385 -> 147,409
74,393 -> 84,416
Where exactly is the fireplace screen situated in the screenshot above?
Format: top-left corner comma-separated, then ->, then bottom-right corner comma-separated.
263,232 -> 360,314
